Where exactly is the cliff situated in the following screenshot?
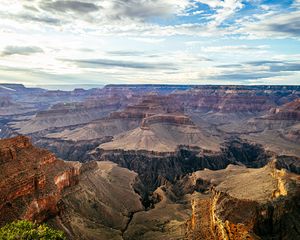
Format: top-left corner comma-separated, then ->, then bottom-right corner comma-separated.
0,136 -> 80,226
185,163 -> 300,239
0,136 -> 299,240
266,98 -> 300,121
0,137 -> 144,240
94,139 -> 270,191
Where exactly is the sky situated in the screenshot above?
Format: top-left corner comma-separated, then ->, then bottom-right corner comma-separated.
0,0 -> 300,86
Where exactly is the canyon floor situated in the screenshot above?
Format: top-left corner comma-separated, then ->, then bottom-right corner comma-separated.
0,84 -> 299,239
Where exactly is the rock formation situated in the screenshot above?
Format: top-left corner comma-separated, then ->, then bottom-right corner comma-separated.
0,136 -> 144,239
0,136 -> 80,225
266,98 -> 300,121
0,133 -> 299,240
0,85 -> 300,240
184,163 -> 300,239
99,114 -> 220,152
94,138 -> 271,192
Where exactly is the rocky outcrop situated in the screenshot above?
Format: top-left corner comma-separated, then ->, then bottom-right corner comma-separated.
184,164 -> 300,240
266,98 -> 300,121
53,161 -> 144,240
170,88 -> 284,114
0,136 -> 80,226
109,96 -> 183,120
275,155 -> 300,174
99,113 -> 220,152
0,134 -> 299,240
0,136 -> 145,240
1,85 -> 300,240
210,170 -> 299,239
10,97 -> 122,134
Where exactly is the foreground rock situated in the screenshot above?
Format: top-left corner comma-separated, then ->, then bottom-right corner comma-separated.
184,164 -> 300,239
0,136 -> 143,239
0,136 -> 299,240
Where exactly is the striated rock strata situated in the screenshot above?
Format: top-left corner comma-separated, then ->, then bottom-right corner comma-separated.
184,163 -> 300,239
0,136 -> 80,225
0,136 -> 299,240
0,136 -> 144,240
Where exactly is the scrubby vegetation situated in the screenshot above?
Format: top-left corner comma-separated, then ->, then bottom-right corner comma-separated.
0,220 -> 66,240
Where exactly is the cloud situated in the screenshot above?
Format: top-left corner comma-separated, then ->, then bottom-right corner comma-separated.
0,0 -> 299,85
214,59 -> 300,82
242,11 -> 300,38
267,15 -> 300,36
201,45 -> 269,53
129,37 -> 166,43
108,0 -> 192,20
0,0 -> 299,39
18,14 -> 62,25
213,72 -> 282,81
246,60 -> 300,72
66,58 -> 176,70
106,51 -> 145,56
40,0 -> 100,13
245,60 -> 283,66
216,64 -> 242,68
1,46 -> 44,56
29,0 -> 192,24
196,0 -> 244,26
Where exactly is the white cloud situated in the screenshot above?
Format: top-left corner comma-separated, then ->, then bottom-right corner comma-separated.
240,10 -> 300,39
201,45 -> 269,53
0,0 -> 299,85
196,0 -> 244,26
129,37 -> 166,44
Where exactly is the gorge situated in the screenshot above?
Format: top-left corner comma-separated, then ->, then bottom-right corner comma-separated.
0,84 -> 299,239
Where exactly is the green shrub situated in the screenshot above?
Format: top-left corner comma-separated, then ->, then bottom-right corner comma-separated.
0,220 -> 66,240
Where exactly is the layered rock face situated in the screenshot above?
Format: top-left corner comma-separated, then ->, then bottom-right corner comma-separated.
184,163 -> 300,239
11,98 -> 122,134
0,85 -> 300,240
2,85 -> 299,163
42,97 -> 183,143
99,113 -> 220,152
110,96 -> 184,119
266,98 -> 300,121
0,135 -> 299,240
170,88 -> 279,113
0,137 -> 144,240
214,97 -> 300,156
0,136 -> 80,225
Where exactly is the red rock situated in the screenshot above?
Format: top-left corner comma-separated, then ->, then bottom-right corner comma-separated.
267,98 -> 300,121
0,136 -> 80,226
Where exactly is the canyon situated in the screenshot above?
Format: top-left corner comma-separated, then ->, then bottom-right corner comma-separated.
0,84 -> 299,239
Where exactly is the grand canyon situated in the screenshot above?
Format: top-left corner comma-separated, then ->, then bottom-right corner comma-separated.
0,83 -> 299,239
1,0 -> 300,239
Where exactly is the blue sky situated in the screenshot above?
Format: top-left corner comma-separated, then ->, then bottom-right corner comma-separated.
0,0 -> 299,86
